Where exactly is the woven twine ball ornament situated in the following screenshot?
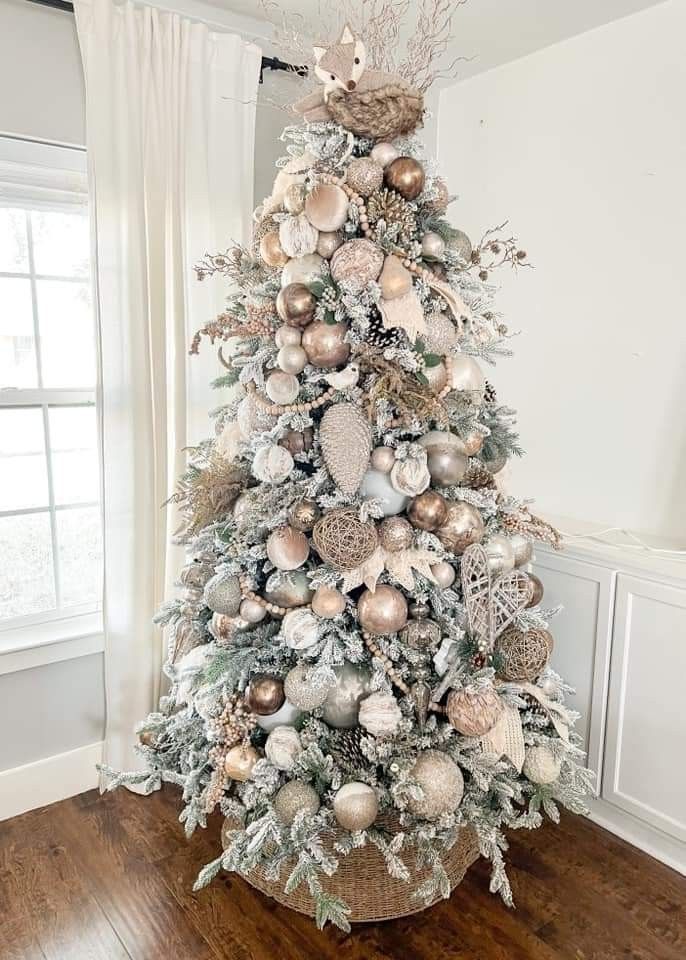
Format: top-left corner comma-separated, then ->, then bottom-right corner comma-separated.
273,780 -> 321,826
497,627 -> 554,682
446,683 -> 503,736
330,239 -> 384,294
313,509 -> 379,571
346,156 -> 384,197
320,402 -> 373,496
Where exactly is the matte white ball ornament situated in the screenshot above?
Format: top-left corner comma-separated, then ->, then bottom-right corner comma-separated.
265,371 -> 300,405
256,699 -> 302,732
281,607 -> 320,650
333,782 -> 379,831
281,253 -> 326,287
523,744 -> 563,785
265,725 -> 302,771
252,444 -> 293,484
361,467 -> 410,516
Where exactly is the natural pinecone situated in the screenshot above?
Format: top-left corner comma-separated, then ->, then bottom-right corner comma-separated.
484,380 -> 497,404
366,310 -> 406,349
462,461 -> 496,489
521,692 -> 551,725
328,727 -> 368,772
366,188 -> 418,246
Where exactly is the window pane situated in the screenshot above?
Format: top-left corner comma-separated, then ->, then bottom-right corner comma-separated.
0,275 -> 37,388
0,208 -> 29,272
56,506 -> 102,608
36,279 -> 95,388
0,407 -> 48,510
31,209 -> 89,278
49,405 -> 99,505
0,512 -> 55,619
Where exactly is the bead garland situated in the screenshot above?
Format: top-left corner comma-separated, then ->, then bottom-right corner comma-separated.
238,572 -> 311,618
362,631 -> 445,714
247,381 -> 336,417
204,692 -> 257,812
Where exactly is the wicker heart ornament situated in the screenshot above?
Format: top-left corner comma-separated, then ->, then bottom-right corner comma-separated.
461,543 -> 533,652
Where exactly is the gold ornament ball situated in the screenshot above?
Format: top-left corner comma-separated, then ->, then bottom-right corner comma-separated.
333,782 -> 379,831
273,780 -> 321,825
260,231 -> 289,267
264,570 -> 313,608
421,231 -> 446,260
304,183 -> 349,232
276,282 -> 316,328
370,446 -> 396,473
277,344 -> 308,375
287,498 -> 320,532
430,560 -> 456,588
406,749 -> 464,820
436,502 -> 485,554
275,324 -> 302,348
302,321 -> 350,369
407,490 -> 448,531
370,141 -> 399,168
265,371 -> 300,405
224,744 -> 259,781
239,598 -> 267,624
357,584 -> 408,636
266,525 -> 309,571
426,446 -> 468,487
510,533 -> 534,567
316,230 -> 343,259
245,675 -> 285,716
311,585 -> 346,619
284,182 -> 306,214
346,156 -> 384,197
384,156 -> 425,201
526,573 -> 545,607
379,516 -> 414,552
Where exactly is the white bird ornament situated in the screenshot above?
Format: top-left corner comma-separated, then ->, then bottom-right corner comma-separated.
324,362 -> 360,390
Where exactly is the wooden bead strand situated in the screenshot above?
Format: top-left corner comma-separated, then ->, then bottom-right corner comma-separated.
238,573 -> 312,619
247,381 -> 336,417
362,631 -> 447,715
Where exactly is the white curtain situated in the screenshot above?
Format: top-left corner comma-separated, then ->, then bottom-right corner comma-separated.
74,0 -> 261,781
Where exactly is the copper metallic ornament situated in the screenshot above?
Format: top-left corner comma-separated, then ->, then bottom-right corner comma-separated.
224,744 -> 259,781
526,573 -> 544,607
430,560 -> 456,588
265,371 -> 300,405
379,516 -> 414,553
316,230 -> 343,259
370,446 -> 396,473
330,239 -> 384,294
245,676 -> 285,716
274,324 -> 302,348
346,156 -> 384,197
311,585 -> 346,619
357,584 -> 408,636
436,502 -> 485,554
305,183 -> 349,232
277,344 -> 308,375
406,749 -> 464,819
407,490 -> 449,531
273,780 -> 321,825
260,231 -> 289,267
302,321 -> 350,369
446,684 -> 503,736
333,782 -> 378,831
384,156 -> 425,201
264,570 -> 313,608
287,497 -> 320,532
276,282 -> 316,328
266,525 -> 309,570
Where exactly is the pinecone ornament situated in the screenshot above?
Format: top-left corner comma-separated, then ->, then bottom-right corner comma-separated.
320,402 -> 373,495
366,310 -> 407,349
366,188 -> 418,246
462,462 -> 496,489
328,727 -> 368,772
484,380 -> 497,404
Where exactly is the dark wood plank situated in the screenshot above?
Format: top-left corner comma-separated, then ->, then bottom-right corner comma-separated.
1,787 -> 685,960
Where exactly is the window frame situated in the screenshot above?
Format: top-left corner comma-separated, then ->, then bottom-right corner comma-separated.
0,136 -> 103,651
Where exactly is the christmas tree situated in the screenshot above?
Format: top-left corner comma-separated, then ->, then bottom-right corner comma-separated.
104,13 -> 593,931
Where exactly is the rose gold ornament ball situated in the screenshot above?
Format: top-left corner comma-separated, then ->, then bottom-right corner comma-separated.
266,525 -> 309,570
357,584 -> 408,636
301,321 -> 350,369
370,446 -> 396,473
430,560 -> 456,588
379,516 -> 414,552
526,573 -> 545,608
384,156 -> 425,201
224,744 -> 259,781
311,585 -> 346,619
276,282 -> 316,328
407,490 -> 449,531
260,231 -> 289,267
436,502 -> 485,554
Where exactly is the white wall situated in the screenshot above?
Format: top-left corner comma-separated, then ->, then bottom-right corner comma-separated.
438,0 -> 686,545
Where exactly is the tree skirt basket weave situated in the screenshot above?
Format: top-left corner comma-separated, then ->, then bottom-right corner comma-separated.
229,823 -> 480,923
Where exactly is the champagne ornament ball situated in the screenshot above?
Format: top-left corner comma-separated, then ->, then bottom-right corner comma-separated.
305,183 -> 349,231
357,584 -> 408,636
311,585 -> 346,619
277,344 -> 308,375
276,283 -> 315,328
361,467 -> 409,516
406,750 -> 464,819
333,782 -> 378,831
266,525 -> 309,570
275,324 -> 302,348
484,533 -> 516,575
430,560 -> 456,588
527,573 -> 545,607
265,371 -> 300,405
316,230 -> 343,259
436,502 -> 485,553
510,533 -> 534,567
260,231 -> 289,267
450,355 -> 485,400
273,780 -> 320,825
239,598 -> 267,624
302,321 -> 350,368
379,516 -> 413,552
264,570 -> 313,608
421,232 -> 446,259
204,572 -> 241,616
370,141 -> 399,168
370,446 -> 396,473
224,744 -> 259,782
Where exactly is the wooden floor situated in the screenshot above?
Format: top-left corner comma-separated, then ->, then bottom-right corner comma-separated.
1,787 -> 684,960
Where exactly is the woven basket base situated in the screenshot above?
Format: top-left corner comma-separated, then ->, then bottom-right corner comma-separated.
235,825 -> 480,924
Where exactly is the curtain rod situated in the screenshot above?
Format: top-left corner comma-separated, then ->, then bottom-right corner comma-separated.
24,0 -> 308,82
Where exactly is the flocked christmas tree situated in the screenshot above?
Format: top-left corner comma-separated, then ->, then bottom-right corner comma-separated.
103,8 -> 593,931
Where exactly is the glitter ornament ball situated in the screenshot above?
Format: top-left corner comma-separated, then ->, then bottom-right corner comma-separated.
321,661 -> 372,728
523,744 -> 562,785
379,516 -> 414,552
424,310 -> 458,355
283,182 -> 306,214
273,780 -> 321,825
333,782 -> 379,831
203,572 -> 241,616
357,584 -> 408,636
284,662 -> 332,711
330,238 -> 384,294
406,749 -> 464,819
346,156 -> 384,196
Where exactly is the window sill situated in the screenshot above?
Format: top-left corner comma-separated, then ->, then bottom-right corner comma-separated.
0,612 -> 104,676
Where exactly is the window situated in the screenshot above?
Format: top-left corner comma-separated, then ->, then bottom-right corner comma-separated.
0,138 -> 102,643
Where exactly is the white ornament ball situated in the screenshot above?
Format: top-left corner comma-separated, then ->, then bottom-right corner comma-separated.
265,725 -> 302,771
275,325 -> 302,348
265,371 -> 300,405
281,607 -> 320,650
421,231 -> 446,259
523,744 -> 563,785
361,467 -> 410,517
239,598 -> 267,623
358,692 -> 402,738
281,253 -> 326,288
484,533 -> 516,575
371,142 -> 399,168
450,355 -> 486,400
277,344 -> 308,375
252,444 -> 294,484
333,782 -> 378,831
256,698 -> 302,732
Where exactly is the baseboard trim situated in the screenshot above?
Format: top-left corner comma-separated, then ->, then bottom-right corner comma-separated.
588,797 -> 686,877
0,741 -> 103,822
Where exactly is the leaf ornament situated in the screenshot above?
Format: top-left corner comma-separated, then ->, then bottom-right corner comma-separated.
425,275 -> 472,325
461,543 -> 533,652
482,681 -> 571,771
341,546 -> 441,593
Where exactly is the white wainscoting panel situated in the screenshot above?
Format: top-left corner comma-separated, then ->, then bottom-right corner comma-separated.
603,575 -> 686,844
0,741 -> 103,822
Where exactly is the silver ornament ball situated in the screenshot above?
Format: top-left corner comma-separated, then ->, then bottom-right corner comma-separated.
321,661 -> 372,729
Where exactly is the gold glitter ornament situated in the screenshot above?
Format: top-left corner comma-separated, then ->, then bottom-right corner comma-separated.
346,156 -> 384,197
204,573 -> 241,616
313,508 -> 379,570
406,749 -> 464,819
319,402 -> 373,496
273,780 -> 321,825
446,683 -> 503,736
379,516 -> 414,552
284,662 -> 332,711
424,310 -> 458,355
